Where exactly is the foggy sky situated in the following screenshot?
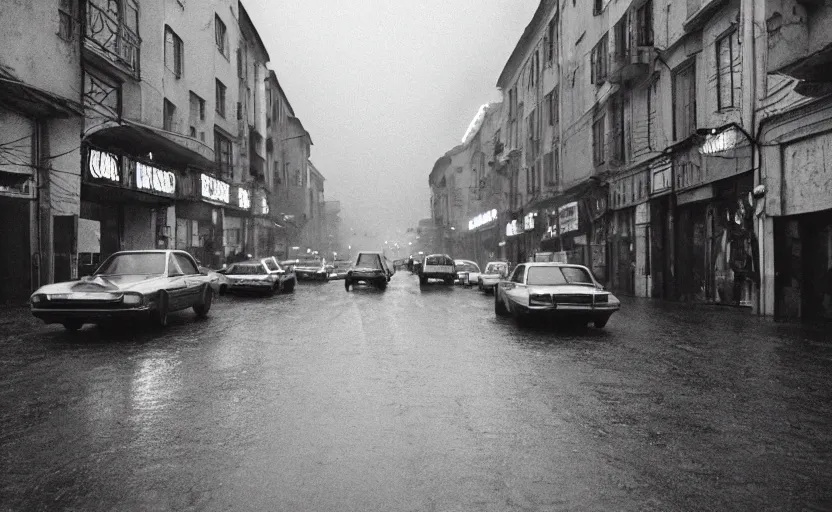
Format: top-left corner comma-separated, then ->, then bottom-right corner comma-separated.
244,1 -> 539,247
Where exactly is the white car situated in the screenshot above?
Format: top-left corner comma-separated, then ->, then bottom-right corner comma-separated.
454,259 -> 481,285
418,254 -> 455,285
477,261 -> 509,293
494,262 -> 620,328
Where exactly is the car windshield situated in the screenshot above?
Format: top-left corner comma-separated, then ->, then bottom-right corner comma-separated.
356,254 -> 381,268
426,255 -> 452,266
227,264 -> 267,275
455,261 -> 479,272
96,253 -> 166,276
526,266 -> 594,286
264,259 -> 281,272
485,263 -> 507,274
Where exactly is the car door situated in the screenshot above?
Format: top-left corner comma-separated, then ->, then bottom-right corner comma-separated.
175,253 -> 205,307
500,264 -> 526,309
166,254 -> 190,311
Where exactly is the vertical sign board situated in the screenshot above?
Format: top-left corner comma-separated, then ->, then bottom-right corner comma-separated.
558,201 -> 579,235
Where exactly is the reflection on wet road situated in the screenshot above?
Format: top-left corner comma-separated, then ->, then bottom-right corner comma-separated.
1,274 -> 831,510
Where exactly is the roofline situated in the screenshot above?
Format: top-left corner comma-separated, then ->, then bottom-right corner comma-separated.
308,160 -> 325,180
496,0 -> 557,89
288,116 -> 313,145
239,2 -> 271,63
268,70 -> 296,117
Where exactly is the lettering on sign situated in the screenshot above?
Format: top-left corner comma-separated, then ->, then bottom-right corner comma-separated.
505,220 -> 521,237
200,174 -> 230,204
558,202 -> 579,235
238,187 -> 251,210
89,149 -> 119,182
136,163 -> 176,195
700,127 -> 741,155
523,212 -> 537,231
261,196 -> 269,215
468,209 -> 498,230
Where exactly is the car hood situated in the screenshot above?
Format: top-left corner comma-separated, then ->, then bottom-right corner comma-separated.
34,274 -> 167,294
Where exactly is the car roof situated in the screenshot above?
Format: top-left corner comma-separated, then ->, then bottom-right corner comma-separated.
426,253 -> 451,258
520,262 -> 589,269
454,259 -> 478,264
357,251 -> 382,255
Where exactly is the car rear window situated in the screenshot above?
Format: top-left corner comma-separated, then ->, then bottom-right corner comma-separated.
356,254 -> 381,268
264,259 -> 280,272
228,264 -> 267,275
526,266 -> 594,286
485,263 -> 507,274
426,255 -> 452,266
455,262 -> 479,272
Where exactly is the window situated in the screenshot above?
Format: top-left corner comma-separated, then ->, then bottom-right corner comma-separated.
164,26 -> 184,78
547,18 -> 556,63
163,99 -> 176,132
636,0 -> 654,46
544,151 -> 556,185
591,34 -> 609,84
716,29 -> 739,111
58,0 -> 75,41
593,114 -> 606,166
510,265 -> 526,284
593,0 -> 604,15
214,130 -> 232,179
189,126 -> 196,137
174,254 -> 199,275
215,79 -> 226,118
647,78 -> 657,150
672,61 -> 696,140
294,169 -> 302,187
189,92 -> 205,122
611,95 -> 625,164
215,14 -> 228,57
546,88 -> 559,126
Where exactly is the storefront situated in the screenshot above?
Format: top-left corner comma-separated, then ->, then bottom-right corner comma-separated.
467,208 -> 499,267
536,182 -> 603,277
79,145 -> 178,276
672,127 -> 755,305
761,97 -> 832,322
176,172 -> 228,268
608,166 -> 651,297
649,156 -> 674,299
252,187 -> 274,258
504,217 -> 522,265
224,183 -> 253,261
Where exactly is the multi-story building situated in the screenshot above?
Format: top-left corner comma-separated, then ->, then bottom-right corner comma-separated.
0,1 -> 85,302
323,200 -> 343,259
302,161 -> 326,253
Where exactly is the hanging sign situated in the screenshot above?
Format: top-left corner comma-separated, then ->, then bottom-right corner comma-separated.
468,209 -> 498,230
523,212 -> 537,231
136,162 -> 176,195
89,149 -> 119,183
200,173 -> 230,204
260,195 -> 270,215
505,220 -> 521,237
238,187 -> 251,210
558,201 -> 579,234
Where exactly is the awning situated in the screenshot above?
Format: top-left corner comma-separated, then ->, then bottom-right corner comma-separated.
0,76 -> 83,118
85,120 -> 217,172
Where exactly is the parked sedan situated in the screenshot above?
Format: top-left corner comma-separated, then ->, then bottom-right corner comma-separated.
222,258 -> 295,295
294,259 -> 329,281
477,261 -> 509,293
454,259 -> 481,285
199,265 -> 230,295
30,250 -> 214,331
494,262 -> 620,328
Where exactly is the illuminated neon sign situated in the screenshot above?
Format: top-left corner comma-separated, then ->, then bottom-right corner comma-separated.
200,174 -> 230,204
468,209 -> 498,231
89,149 -> 119,183
238,187 -> 251,210
136,163 -> 176,195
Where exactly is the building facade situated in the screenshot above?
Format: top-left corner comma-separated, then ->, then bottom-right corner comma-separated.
430,0 -> 829,320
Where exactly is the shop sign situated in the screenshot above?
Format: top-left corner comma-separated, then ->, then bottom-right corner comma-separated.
523,212 -> 537,231
260,195 -> 270,216
505,220 -> 521,237
650,157 -> 672,195
136,162 -> 176,195
558,202 -> 579,234
200,173 -> 230,204
468,209 -> 498,231
238,187 -> 251,210
700,127 -> 741,155
89,149 -> 119,183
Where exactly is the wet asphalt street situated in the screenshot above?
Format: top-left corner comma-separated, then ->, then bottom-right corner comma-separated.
1,273 -> 832,511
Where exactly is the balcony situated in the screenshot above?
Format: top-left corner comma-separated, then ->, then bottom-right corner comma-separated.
766,0 -> 832,82
83,0 -> 141,80
609,47 -> 653,84
609,8 -> 653,85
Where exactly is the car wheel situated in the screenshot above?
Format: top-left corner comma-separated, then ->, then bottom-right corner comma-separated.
156,292 -> 170,328
62,320 -> 83,332
268,283 -> 278,297
594,316 -> 609,329
444,277 -> 453,286
419,276 -> 427,285
344,279 -> 352,292
285,279 -> 296,293
376,279 -> 387,290
193,286 -> 213,318
511,304 -> 529,326
494,292 -> 509,317
219,284 -> 227,296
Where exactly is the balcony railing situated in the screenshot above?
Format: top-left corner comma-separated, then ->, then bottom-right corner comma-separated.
85,1 -> 141,79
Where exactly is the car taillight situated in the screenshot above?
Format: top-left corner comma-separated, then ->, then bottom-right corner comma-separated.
529,294 -> 552,306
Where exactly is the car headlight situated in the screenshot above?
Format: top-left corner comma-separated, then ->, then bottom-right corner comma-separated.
31,294 -> 45,304
122,293 -> 143,305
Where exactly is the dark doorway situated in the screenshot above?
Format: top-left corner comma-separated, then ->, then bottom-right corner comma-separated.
0,198 -> 31,303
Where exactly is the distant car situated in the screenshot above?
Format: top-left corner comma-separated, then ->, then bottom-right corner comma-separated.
454,259 -> 481,285
494,262 -> 620,328
199,265 -> 230,295
419,254 -> 455,285
478,261 -> 509,293
30,250 -> 214,331
222,258 -> 296,295
345,251 -> 394,291
294,259 -> 329,281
